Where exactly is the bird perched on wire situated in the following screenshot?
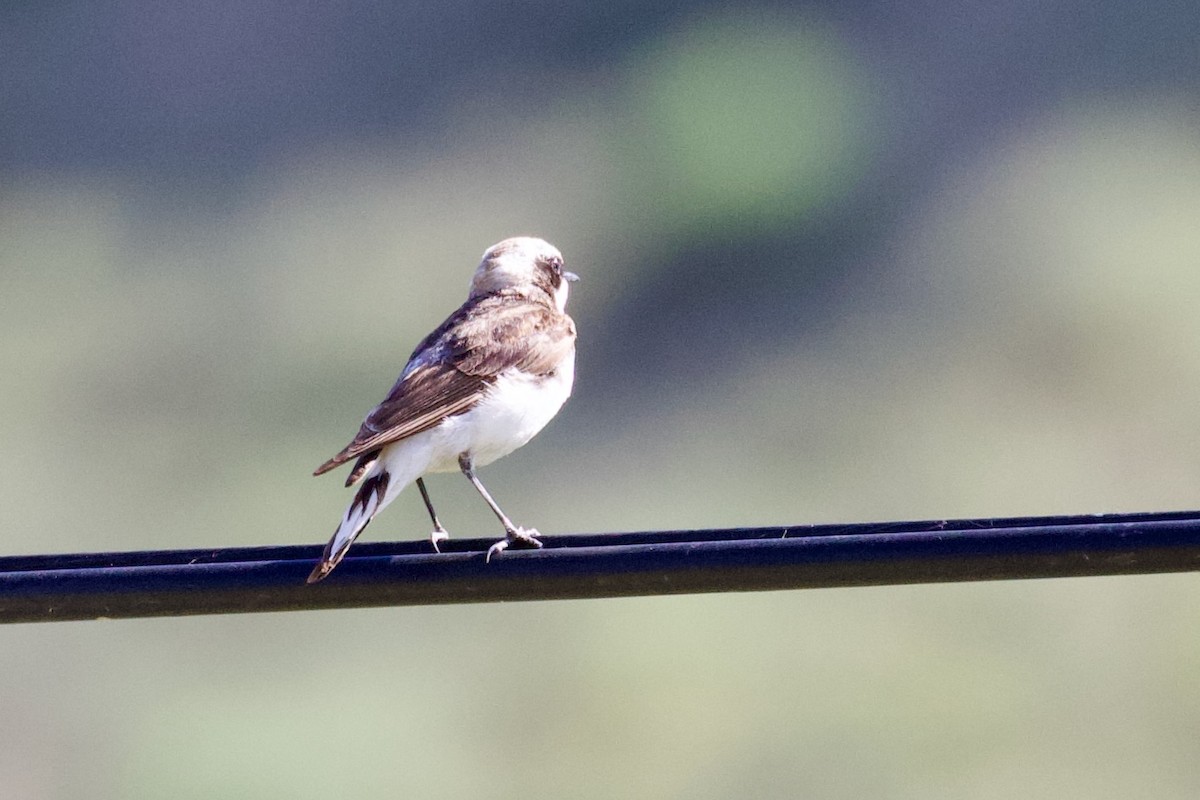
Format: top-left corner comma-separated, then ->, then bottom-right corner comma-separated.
307,236 -> 578,583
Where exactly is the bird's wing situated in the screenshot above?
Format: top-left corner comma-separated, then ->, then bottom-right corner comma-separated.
313,296 -> 576,476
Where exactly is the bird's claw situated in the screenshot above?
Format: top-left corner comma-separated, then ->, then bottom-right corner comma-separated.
485,539 -> 508,563
510,526 -> 542,547
430,526 -> 450,553
485,527 -> 543,563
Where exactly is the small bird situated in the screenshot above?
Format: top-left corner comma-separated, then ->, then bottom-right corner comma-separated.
307,236 -> 578,583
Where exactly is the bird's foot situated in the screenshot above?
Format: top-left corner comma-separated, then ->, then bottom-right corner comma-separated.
485,527 -> 543,563
430,525 -> 450,553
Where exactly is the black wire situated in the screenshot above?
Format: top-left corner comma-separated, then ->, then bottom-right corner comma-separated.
2,510 -> 1198,624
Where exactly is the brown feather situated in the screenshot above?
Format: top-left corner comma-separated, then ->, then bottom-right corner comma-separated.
344,451 -> 380,487
313,291 -> 576,477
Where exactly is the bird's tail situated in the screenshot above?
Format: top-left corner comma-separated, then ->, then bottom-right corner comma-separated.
307,471 -> 392,583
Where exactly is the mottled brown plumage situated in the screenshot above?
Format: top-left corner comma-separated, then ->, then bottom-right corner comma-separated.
309,236 -> 578,582
313,294 -> 576,478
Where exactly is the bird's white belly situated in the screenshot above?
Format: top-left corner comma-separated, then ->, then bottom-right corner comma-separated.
426,349 -> 575,472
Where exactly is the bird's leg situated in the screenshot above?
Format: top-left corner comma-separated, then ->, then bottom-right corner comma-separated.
416,477 -> 450,552
457,453 -> 542,562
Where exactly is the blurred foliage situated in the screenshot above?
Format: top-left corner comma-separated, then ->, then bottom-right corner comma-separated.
3,1 -> 1200,798
623,10 -> 877,234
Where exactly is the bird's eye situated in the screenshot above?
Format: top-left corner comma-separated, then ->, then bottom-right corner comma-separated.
548,257 -> 563,275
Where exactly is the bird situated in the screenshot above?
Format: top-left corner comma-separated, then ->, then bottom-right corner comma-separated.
306,236 -> 578,583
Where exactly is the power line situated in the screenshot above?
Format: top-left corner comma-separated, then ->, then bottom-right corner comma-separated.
2,510 -> 1198,624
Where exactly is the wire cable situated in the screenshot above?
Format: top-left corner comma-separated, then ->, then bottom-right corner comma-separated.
2,510 -> 1198,623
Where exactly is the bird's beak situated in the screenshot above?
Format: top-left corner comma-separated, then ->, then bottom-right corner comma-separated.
563,271 -> 580,283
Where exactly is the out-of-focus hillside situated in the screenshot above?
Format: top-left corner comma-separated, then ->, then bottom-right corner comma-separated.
3,3 -> 1200,798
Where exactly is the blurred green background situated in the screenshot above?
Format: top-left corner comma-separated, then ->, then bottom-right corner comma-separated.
4,2 -> 1200,797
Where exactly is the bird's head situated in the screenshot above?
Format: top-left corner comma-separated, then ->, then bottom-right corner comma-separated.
469,236 -> 578,311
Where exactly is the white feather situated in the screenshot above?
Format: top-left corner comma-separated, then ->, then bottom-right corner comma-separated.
329,349 -> 574,552
312,235 -> 576,580
426,351 -> 575,471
